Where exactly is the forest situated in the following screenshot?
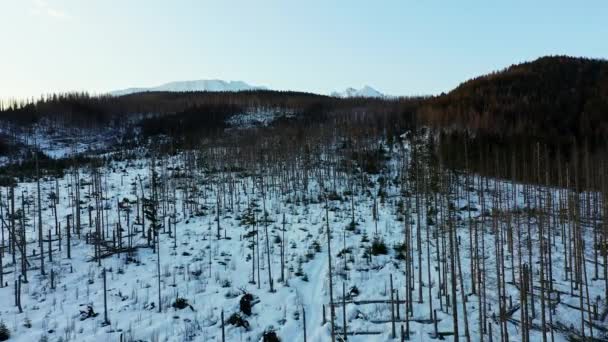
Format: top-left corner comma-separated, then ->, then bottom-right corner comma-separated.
0,56 -> 607,342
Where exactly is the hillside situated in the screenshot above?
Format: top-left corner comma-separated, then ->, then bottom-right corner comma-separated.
420,56 -> 608,145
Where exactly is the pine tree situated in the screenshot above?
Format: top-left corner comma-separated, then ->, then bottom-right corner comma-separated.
143,161 -> 162,313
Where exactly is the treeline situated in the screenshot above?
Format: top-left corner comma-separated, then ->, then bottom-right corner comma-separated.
0,90 -> 417,146
0,90 -> 352,127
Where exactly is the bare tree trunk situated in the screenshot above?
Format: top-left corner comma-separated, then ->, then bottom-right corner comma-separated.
257,177 -> 274,292
36,152 -> 45,275
66,216 -> 71,259
303,306 -> 307,342
325,197 -> 336,342
103,267 -> 110,325
281,213 -> 286,283
448,180 -> 459,342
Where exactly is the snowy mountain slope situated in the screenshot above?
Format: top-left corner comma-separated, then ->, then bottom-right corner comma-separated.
1,136 -> 606,342
110,80 -> 267,96
331,86 -> 384,98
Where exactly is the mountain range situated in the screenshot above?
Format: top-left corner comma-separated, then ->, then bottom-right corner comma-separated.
330,85 -> 384,98
109,80 -> 267,96
110,80 -> 385,98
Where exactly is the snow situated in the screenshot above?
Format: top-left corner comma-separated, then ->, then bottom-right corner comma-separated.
109,80 -> 268,96
0,120 -> 123,163
0,138 -> 606,341
226,108 -> 296,129
331,86 -> 384,98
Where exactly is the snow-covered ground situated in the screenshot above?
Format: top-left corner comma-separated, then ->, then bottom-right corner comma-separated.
0,141 -> 606,342
226,108 -> 296,129
0,120 -> 124,163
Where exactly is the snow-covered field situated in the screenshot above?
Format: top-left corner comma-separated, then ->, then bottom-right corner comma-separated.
226,108 -> 296,129
0,120 -> 125,163
0,140 -> 606,342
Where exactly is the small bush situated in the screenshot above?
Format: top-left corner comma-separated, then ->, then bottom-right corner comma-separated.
361,232 -> 369,243
0,321 -> 10,341
371,237 -> 388,255
172,297 -> 194,311
393,242 -> 407,259
349,286 -> 360,297
337,247 -> 351,258
79,305 -> 98,321
346,221 -> 356,231
240,293 -> 255,316
326,192 -> 342,201
312,240 -> 321,252
262,329 -> 281,342
295,259 -> 304,277
226,313 -> 249,330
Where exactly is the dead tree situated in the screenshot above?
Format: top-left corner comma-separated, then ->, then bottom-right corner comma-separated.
36,152 -> 45,276
325,197 -> 336,342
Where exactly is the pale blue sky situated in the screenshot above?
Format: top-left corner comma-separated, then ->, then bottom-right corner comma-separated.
1,0 -> 606,99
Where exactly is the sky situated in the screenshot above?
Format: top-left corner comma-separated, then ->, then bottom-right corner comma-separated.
0,0 -> 607,100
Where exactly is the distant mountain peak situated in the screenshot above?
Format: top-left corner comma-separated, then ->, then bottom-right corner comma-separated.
331,85 -> 384,98
109,79 -> 267,96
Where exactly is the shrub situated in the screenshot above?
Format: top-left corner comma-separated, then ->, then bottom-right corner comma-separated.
361,232 -> 369,243
295,259 -> 304,277
226,313 -> 249,330
240,293 -> 255,316
312,240 -> 321,252
262,329 -> 281,342
337,247 -> 351,258
326,192 -> 342,201
79,305 -> 98,321
172,297 -> 194,311
349,286 -> 360,297
393,242 -> 407,259
371,237 -> 388,255
346,221 -> 356,231
0,321 -> 9,341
